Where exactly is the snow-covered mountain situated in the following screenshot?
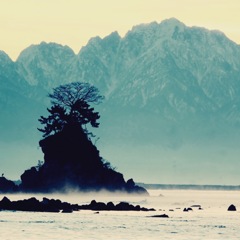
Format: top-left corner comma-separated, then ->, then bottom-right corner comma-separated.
1,18 -> 240,183
74,18 -> 240,146
78,19 -> 240,114
17,42 -> 77,88
0,51 -> 44,141
15,19 -> 240,123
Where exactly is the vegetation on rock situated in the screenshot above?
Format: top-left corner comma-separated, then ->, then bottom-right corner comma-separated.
19,82 -> 147,194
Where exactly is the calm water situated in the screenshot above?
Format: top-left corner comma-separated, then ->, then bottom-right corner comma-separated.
0,190 -> 240,239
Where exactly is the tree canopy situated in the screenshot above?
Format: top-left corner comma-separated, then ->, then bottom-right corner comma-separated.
38,82 -> 104,137
17,82 -> 148,194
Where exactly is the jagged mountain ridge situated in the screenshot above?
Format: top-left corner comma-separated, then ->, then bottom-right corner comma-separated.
0,51 -> 45,142
1,18 -> 240,183
74,18 -> 240,143
17,42 -> 76,88
15,18 -> 240,123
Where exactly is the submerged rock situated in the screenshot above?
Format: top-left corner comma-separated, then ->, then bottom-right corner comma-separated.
79,200 -> 155,212
227,204 -> 236,211
150,214 -> 169,218
0,197 -> 155,212
183,207 -> 193,212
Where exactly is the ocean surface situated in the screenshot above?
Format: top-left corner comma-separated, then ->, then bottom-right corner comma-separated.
0,189 -> 240,239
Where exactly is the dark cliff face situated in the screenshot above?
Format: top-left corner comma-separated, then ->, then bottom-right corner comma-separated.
20,125 -> 148,194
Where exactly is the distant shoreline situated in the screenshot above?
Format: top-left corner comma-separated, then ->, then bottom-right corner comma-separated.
137,183 -> 240,191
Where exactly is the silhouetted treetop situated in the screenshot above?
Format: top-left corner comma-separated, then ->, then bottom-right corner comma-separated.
38,82 -> 104,137
48,82 -> 104,110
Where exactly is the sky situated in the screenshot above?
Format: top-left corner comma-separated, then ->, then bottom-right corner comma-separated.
0,0 -> 240,60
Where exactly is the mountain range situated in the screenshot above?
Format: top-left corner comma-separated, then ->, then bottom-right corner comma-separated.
1,18 -> 240,184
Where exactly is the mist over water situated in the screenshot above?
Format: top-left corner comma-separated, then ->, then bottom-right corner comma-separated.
99,139 -> 240,185
2,133 -> 240,185
0,190 -> 240,239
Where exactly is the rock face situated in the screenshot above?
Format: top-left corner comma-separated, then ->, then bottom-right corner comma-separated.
20,125 -> 147,194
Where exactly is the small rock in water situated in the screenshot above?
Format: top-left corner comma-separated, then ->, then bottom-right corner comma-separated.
150,214 -> 169,218
183,207 -> 193,212
227,204 -> 236,211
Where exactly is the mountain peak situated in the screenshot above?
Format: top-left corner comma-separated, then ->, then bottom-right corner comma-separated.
125,18 -> 186,41
159,18 -> 186,35
0,50 -> 13,64
16,42 -> 76,87
129,21 -> 158,35
87,31 -> 121,46
17,42 -> 75,62
104,31 -> 121,41
161,17 -> 185,26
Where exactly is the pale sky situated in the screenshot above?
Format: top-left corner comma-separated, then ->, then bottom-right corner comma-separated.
1,0 -> 240,60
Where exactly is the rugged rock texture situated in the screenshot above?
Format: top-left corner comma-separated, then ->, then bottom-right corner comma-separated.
20,125 -> 147,194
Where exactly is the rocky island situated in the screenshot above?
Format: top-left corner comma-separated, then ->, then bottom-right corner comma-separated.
0,82 -> 147,195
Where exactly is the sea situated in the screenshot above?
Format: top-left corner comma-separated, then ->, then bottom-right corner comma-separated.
0,189 -> 240,240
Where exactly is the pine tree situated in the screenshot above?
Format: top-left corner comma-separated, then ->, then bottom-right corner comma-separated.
38,82 -> 104,137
